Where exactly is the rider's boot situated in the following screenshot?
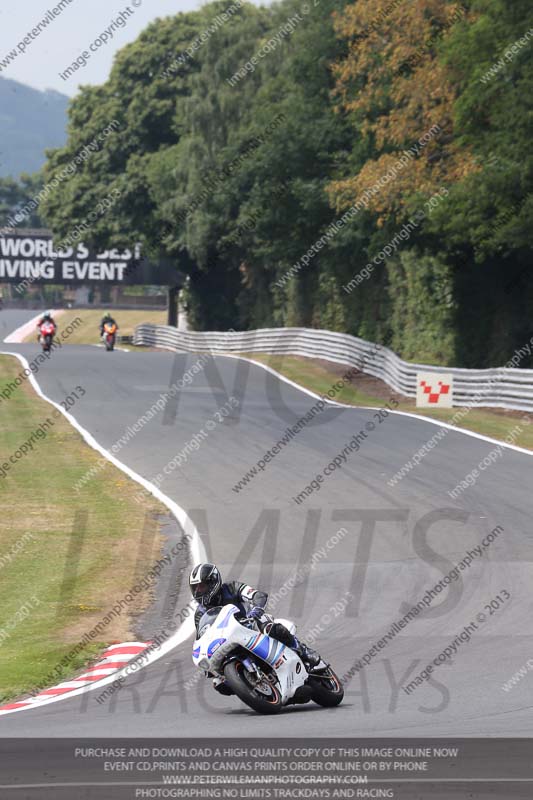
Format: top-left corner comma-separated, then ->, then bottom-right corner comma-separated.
294,639 -> 322,669
265,622 -> 326,670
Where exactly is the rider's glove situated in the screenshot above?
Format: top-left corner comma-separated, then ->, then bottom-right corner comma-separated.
248,607 -> 272,629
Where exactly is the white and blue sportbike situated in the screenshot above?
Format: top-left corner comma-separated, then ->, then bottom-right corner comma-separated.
192,604 -> 344,714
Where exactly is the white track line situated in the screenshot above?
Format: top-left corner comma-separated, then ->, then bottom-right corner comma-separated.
221,353 -> 533,458
0,350 -> 206,717
90,344 -> 130,352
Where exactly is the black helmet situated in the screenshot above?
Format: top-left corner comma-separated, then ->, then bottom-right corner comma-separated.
189,563 -> 222,605
43,310 -> 52,319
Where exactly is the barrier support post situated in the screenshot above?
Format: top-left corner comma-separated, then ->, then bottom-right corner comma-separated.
167,286 -> 179,327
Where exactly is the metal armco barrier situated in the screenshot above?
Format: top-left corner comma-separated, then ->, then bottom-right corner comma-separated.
134,324 -> 533,412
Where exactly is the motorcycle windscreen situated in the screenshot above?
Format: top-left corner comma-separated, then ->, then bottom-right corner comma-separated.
197,605 -> 223,637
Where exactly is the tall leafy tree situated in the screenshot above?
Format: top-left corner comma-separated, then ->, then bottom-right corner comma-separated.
38,0 -> 533,366
328,0 -> 476,217
0,174 -> 44,229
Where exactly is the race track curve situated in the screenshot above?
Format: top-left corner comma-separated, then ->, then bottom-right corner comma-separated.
1,334 -> 532,738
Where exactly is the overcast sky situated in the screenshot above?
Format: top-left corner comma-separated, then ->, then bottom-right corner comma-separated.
1,0 -> 240,97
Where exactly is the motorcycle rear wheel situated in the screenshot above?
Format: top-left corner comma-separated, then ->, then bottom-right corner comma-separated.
224,661 -> 282,715
308,666 -> 344,707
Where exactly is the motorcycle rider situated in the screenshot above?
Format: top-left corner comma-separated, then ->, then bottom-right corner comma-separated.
36,310 -> 57,341
99,312 -> 118,339
190,563 -> 323,695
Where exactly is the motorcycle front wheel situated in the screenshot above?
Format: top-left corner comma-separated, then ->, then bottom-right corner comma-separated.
308,666 -> 344,707
223,660 -> 282,715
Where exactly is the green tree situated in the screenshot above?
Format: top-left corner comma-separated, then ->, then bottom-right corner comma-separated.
0,174 -> 44,229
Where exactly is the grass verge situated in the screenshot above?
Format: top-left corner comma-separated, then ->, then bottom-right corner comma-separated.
242,353 -> 533,451
25,308 -> 167,346
0,355 -> 168,703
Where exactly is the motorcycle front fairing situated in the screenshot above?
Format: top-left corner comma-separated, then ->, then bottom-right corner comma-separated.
192,603 -> 308,704
40,322 -> 55,337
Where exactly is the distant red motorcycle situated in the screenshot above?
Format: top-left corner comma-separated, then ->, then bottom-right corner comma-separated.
39,320 -> 56,352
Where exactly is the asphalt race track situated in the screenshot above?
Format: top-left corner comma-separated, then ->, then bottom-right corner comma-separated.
1,312 -> 533,738
0,309 -> 40,342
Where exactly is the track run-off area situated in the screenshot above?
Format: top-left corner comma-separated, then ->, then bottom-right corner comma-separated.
1,309 -> 532,738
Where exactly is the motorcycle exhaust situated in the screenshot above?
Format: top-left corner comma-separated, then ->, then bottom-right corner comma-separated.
287,684 -> 313,705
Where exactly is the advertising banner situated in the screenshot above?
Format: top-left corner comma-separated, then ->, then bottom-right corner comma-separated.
0,231 -> 182,287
